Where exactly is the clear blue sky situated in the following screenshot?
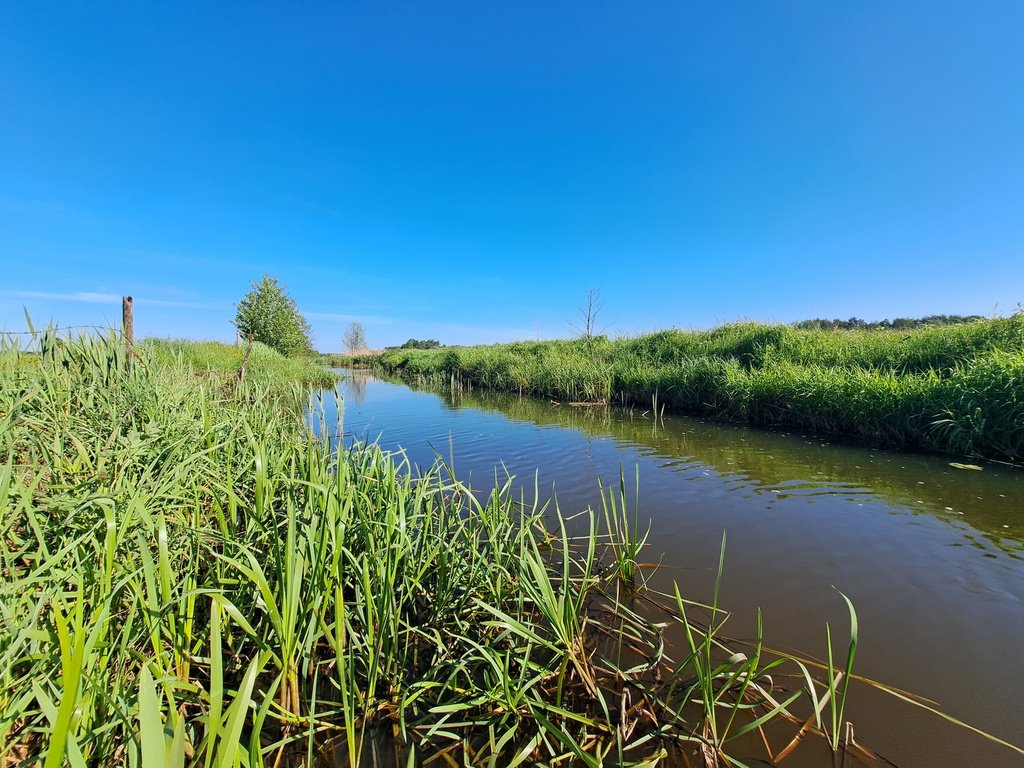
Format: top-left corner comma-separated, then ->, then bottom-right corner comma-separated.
2,2 -> 1022,349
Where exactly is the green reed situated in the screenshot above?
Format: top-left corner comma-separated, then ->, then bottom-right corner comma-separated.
598,466 -> 650,589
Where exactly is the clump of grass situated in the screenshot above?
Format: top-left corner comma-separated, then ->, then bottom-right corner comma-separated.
599,466 -> 650,589
2,326 -> 1021,767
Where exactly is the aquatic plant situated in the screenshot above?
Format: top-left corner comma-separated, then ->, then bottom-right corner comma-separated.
598,466 -> 650,589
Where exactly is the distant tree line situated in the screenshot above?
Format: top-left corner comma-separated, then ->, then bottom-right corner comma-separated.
792,314 -> 984,331
392,338 -> 442,350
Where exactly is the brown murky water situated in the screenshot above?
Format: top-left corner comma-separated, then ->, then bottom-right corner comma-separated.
316,371 -> 1023,767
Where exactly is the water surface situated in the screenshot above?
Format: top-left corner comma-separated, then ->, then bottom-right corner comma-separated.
316,370 -> 1023,768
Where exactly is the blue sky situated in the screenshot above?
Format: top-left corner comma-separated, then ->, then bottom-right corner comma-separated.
2,2 -> 1022,350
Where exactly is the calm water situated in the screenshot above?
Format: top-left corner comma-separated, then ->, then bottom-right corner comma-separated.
315,370 -> 1023,768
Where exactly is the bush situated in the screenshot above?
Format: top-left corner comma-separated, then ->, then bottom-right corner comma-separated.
234,275 -> 314,357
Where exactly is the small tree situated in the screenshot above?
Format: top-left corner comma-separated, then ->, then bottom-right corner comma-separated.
234,275 -> 313,357
569,288 -> 605,357
342,322 -> 368,353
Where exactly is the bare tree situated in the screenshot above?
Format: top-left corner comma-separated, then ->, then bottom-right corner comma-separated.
342,321 -> 368,353
569,288 -> 605,356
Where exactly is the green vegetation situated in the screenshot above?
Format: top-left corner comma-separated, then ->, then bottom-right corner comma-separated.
319,351 -> 379,368
374,317 -> 1024,462
397,338 -> 442,350
319,340 -> 441,369
3,327 -> 1019,767
792,314 -> 984,331
148,338 -> 336,389
234,274 -> 315,357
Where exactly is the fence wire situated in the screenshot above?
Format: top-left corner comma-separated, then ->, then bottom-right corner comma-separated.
0,325 -> 123,336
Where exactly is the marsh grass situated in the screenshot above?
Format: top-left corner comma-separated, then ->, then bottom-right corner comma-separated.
2,327 -> 1021,767
598,467 -> 650,590
374,318 -> 1024,462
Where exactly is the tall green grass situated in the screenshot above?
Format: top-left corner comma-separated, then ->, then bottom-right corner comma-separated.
375,318 -> 1024,462
2,328 -> 1020,767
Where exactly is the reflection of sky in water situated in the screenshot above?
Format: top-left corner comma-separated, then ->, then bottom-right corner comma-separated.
312,371 -> 1024,768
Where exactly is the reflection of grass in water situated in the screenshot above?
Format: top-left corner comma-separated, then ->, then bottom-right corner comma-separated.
5,328 -> 1021,768
339,368 -> 371,404
429,385 -> 1023,559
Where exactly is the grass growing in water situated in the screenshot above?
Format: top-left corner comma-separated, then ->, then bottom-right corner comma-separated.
599,467 -> 650,590
374,318 -> 1024,462
2,327 -> 1021,767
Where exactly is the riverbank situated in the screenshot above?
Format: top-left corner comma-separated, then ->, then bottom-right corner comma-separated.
373,318 -> 1024,463
149,338 -> 338,389
318,352 -> 376,368
4,329 -> 1019,767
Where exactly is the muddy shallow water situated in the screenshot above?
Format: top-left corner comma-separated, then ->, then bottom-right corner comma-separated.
313,370 -> 1023,767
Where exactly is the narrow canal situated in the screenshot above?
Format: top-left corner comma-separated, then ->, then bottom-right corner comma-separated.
314,370 -> 1023,768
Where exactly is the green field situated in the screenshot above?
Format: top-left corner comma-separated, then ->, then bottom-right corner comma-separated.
373,318 -> 1024,462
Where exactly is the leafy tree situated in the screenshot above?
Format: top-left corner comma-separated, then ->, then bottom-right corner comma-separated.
343,322 -> 368,353
234,275 -> 313,356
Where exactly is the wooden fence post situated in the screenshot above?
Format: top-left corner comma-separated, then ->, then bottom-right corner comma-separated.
238,332 -> 254,385
122,296 -> 134,361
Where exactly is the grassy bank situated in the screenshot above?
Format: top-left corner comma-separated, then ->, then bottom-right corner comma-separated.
3,329 -> 1018,767
317,352 -> 377,369
149,338 -> 338,389
374,318 -> 1024,463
